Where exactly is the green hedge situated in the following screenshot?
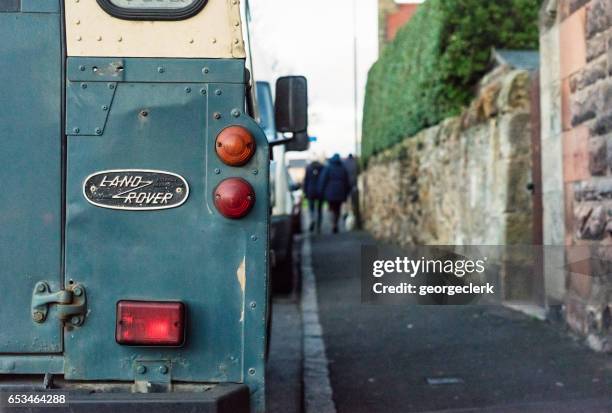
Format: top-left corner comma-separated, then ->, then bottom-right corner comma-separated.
361,0 -> 541,163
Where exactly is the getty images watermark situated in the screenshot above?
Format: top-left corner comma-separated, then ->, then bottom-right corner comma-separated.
361,245 -> 611,305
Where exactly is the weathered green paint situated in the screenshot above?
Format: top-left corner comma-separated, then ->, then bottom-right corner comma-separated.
62,57 -> 269,409
0,3 -> 63,354
21,0 -> 60,13
0,356 -> 64,375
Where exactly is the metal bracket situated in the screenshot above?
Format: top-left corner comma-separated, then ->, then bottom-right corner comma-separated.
133,360 -> 172,393
31,282 -> 87,327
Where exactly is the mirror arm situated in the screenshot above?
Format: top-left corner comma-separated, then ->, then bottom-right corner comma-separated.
269,136 -> 294,147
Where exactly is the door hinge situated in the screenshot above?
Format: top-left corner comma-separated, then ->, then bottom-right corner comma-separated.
31,282 -> 87,327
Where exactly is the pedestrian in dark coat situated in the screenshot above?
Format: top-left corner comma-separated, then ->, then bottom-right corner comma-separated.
303,160 -> 324,233
318,154 -> 351,233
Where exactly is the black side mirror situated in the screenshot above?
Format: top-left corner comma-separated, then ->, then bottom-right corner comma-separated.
275,76 -> 308,134
286,131 -> 310,152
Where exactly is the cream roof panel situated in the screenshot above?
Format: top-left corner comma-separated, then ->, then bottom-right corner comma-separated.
65,0 -> 246,58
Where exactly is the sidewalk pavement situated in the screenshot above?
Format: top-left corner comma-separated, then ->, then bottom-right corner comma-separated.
310,230 -> 612,413
266,297 -> 303,413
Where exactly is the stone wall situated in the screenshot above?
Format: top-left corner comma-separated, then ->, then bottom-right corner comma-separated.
542,0 -> 612,351
362,69 -> 534,247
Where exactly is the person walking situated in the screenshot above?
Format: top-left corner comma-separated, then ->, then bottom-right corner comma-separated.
303,159 -> 324,233
318,154 -> 351,234
343,153 -> 360,230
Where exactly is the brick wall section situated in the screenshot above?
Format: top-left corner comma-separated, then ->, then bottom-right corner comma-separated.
386,4 -> 419,43
555,0 -> 612,351
378,0 -> 420,52
378,0 -> 398,52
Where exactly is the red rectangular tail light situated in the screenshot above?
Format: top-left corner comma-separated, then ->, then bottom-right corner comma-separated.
116,301 -> 185,347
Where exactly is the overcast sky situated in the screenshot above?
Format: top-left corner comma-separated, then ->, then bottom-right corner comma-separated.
249,0 -> 379,158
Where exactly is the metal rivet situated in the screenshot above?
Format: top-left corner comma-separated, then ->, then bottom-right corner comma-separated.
232,109 -> 241,118
33,312 -> 44,323
214,112 -> 222,120
108,83 -> 115,90
95,128 -> 102,135
202,67 -> 210,74
159,365 -> 169,375
79,65 -> 86,71
211,38 -> 217,44
36,284 -> 46,293
73,128 -> 80,134
157,67 -> 165,74
215,89 -> 222,96
76,36 -> 82,42
140,110 -> 149,117
81,83 -> 87,89
136,365 -> 146,374
97,36 -> 102,41
200,88 -> 207,95
73,286 -> 83,297
214,168 -> 221,175
251,235 -> 258,242
234,39 -> 240,45
102,105 -> 108,111
75,20 -> 81,25
71,316 -> 81,325
252,169 -> 259,175
185,87 -> 191,93
248,368 -> 256,375
250,302 -> 257,309
189,38 -> 195,44
117,36 -> 123,42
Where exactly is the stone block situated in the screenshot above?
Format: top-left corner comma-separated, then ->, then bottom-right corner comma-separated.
586,32 -> 608,61
589,135 -> 608,174
563,125 -> 591,183
586,0 -> 611,38
565,183 -> 577,241
540,80 -> 563,137
560,7 -> 588,79
569,57 -> 607,92
592,111 -> 612,135
571,84 -> 599,126
575,203 -> 607,239
541,132 -> 564,194
540,25 -> 561,85
607,136 -> 612,172
609,34 -> 612,74
562,78 -> 573,131
570,0 -> 592,14
542,190 -> 566,245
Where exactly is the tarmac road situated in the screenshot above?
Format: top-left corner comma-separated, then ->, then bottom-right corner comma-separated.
310,230 -> 612,413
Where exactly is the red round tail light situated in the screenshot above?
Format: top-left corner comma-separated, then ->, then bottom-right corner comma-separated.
215,126 -> 256,166
214,178 -> 255,219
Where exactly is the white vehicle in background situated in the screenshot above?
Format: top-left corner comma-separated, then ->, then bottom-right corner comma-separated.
256,81 -> 309,293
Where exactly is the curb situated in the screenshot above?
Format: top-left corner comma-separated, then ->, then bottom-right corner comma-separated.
300,233 -> 337,413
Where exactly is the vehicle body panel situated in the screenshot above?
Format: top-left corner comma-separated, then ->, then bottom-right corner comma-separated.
0,2 -> 63,354
63,58 -> 269,386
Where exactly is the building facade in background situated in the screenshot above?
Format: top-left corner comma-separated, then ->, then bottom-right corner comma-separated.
378,0 -> 421,51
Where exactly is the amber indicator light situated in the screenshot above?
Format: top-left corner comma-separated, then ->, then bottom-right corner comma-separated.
215,126 -> 256,166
